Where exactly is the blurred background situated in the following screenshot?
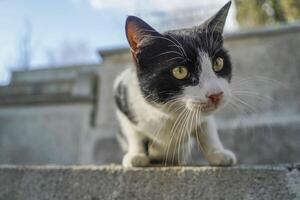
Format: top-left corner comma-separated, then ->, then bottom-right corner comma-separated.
0,0 -> 299,165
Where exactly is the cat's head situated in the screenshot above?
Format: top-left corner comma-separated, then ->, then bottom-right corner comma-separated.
126,2 -> 232,115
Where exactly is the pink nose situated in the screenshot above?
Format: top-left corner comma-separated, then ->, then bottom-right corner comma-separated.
206,92 -> 223,104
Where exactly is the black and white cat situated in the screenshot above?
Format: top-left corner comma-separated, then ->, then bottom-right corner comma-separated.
114,1 -> 236,167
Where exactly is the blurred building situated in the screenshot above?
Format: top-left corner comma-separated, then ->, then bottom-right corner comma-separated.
0,23 -> 300,165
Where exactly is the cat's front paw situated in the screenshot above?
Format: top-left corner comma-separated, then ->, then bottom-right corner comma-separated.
207,149 -> 236,166
122,153 -> 150,167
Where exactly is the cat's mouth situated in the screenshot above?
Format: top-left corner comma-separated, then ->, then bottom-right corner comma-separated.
187,100 -> 219,113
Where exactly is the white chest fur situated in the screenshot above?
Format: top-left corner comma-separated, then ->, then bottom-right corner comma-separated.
115,67 -> 236,166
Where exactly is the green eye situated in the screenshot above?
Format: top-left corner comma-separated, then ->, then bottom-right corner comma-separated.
172,66 -> 189,80
213,57 -> 224,72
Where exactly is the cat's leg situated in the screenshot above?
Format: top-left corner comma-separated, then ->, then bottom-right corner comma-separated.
195,116 -> 236,166
122,128 -> 150,167
116,109 -> 150,167
148,141 -> 181,166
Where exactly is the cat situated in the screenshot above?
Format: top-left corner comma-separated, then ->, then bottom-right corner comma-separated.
114,1 -> 236,167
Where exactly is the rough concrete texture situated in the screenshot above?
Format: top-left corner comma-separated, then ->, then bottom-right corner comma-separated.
0,164 -> 299,200
0,105 -> 92,164
219,118 -> 300,165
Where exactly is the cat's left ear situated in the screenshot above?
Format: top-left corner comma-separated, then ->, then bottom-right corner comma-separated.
200,1 -> 231,34
125,16 -> 160,53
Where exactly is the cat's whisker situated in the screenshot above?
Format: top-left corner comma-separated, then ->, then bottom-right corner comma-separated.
173,108 -> 190,165
211,41 -> 223,58
187,108 -> 197,164
175,108 -> 191,165
151,50 -> 185,59
166,33 -> 188,59
242,75 -> 283,84
209,32 -> 222,56
230,96 -> 258,115
165,56 -> 186,63
148,117 -> 167,148
134,26 -> 185,52
171,106 -> 190,161
231,75 -> 283,88
209,19 -> 222,51
211,46 -> 221,58
148,102 -> 186,148
164,108 -> 188,166
195,107 -> 205,155
227,101 -> 250,119
163,100 -> 181,113
228,101 -> 262,140
173,110 -> 187,165
181,108 -> 193,164
194,108 -> 210,156
204,26 -> 209,51
167,104 -> 185,115
232,91 -> 275,102
193,108 -> 202,162
142,31 -> 187,60
232,89 -> 270,96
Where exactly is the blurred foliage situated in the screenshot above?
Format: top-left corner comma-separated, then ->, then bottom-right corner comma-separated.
235,0 -> 300,27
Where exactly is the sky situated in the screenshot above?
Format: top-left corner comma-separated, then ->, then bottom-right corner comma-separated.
0,0 -> 237,84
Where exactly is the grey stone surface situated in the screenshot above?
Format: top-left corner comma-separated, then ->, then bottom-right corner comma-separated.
0,71 -> 97,106
0,164 -> 299,200
219,24 -> 300,117
219,117 -> 300,165
0,70 -> 98,165
10,64 -> 101,84
0,105 -> 92,164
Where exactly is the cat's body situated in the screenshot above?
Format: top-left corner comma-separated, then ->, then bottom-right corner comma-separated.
114,1 -> 236,167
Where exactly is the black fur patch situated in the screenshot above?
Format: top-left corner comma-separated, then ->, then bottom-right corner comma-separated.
143,139 -> 149,156
114,81 -> 138,124
135,29 -> 232,104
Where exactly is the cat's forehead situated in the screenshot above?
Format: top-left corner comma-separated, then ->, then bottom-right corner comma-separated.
164,29 -> 223,56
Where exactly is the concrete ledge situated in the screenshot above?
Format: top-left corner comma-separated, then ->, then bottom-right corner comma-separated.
0,73 -> 98,106
224,22 -> 300,40
0,164 -> 299,200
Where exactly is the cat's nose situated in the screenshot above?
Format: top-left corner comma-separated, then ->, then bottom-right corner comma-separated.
206,92 -> 223,104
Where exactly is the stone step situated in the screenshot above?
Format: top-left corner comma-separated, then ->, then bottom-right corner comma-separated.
0,164 -> 299,200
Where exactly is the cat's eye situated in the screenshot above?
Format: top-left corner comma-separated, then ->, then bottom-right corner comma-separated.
213,57 -> 224,72
172,66 -> 189,80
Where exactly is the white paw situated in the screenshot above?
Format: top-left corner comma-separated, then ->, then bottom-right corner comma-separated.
207,149 -> 237,166
122,153 -> 150,167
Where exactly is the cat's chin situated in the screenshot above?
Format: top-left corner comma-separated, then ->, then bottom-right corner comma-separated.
200,106 -> 218,115
186,101 -> 220,115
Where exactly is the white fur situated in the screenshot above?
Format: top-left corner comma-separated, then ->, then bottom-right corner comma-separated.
184,51 -> 231,104
115,55 -> 236,167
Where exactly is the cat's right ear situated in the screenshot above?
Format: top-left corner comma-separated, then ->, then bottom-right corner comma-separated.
200,1 -> 231,34
125,16 -> 159,53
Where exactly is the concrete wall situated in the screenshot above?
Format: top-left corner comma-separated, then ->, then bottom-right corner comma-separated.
0,23 -> 299,165
0,71 -> 98,164
0,164 -> 299,200
221,24 -> 300,117
0,105 -> 92,164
